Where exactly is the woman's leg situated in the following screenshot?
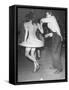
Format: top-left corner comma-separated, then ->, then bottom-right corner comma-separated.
37,49 -> 40,58
31,48 -> 39,72
36,48 -> 41,60
25,47 -> 39,72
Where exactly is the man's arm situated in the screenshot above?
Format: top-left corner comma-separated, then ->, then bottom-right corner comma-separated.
40,17 -> 51,23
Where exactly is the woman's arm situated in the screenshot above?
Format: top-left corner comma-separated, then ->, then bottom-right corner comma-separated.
24,24 -> 28,41
37,23 -> 44,34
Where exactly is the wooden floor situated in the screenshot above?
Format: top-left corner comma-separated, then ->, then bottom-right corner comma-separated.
18,46 -> 65,82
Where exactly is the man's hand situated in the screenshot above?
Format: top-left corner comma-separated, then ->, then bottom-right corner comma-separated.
45,33 -> 53,38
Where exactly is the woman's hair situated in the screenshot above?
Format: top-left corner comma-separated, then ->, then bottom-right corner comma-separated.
32,18 -> 41,24
24,12 -> 34,22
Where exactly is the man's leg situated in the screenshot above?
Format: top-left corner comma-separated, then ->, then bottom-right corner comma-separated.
51,34 -> 63,73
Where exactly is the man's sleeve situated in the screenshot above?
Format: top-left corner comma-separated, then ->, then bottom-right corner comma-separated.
41,18 -> 50,23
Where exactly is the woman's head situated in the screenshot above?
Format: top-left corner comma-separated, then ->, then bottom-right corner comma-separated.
32,18 -> 41,24
24,12 -> 34,22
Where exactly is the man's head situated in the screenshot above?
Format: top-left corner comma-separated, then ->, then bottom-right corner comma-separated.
46,12 -> 52,18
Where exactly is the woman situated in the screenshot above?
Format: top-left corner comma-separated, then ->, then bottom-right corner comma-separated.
19,12 -> 44,72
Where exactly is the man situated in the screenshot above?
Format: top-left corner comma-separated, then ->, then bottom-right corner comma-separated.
41,12 -> 63,73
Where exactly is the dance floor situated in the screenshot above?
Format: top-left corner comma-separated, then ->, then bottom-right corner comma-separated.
18,45 -> 65,82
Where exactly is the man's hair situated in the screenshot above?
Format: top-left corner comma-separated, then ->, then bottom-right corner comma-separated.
46,11 -> 53,16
